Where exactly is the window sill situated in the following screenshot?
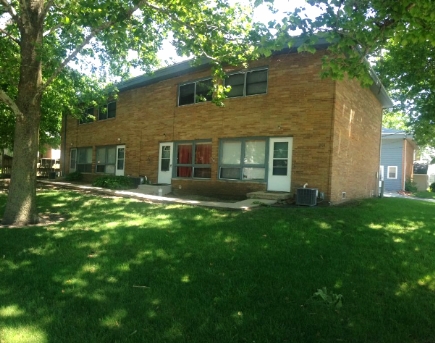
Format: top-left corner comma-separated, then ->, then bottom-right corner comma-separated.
218,179 -> 266,183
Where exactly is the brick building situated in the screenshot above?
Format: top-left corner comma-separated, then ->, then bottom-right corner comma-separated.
61,45 -> 392,203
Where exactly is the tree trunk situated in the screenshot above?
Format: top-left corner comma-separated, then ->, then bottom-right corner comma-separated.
2,0 -> 44,226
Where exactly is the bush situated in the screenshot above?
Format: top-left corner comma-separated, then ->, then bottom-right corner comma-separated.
405,178 -> 418,193
65,171 -> 83,181
430,182 -> 435,193
92,175 -> 134,190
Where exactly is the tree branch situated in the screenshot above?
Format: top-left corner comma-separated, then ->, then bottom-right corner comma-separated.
0,88 -> 23,120
0,27 -> 20,45
141,1 -> 219,61
0,0 -> 20,27
39,0 -> 149,94
43,22 -> 62,37
405,3 -> 416,12
41,0 -> 55,20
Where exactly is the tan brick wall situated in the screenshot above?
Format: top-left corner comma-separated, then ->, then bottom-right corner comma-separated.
62,50 -> 383,202
329,78 -> 383,203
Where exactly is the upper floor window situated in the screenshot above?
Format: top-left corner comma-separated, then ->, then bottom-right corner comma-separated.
98,101 -> 116,120
79,107 -> 95,124
225,68 -> 268,98
178,79 -> 213,106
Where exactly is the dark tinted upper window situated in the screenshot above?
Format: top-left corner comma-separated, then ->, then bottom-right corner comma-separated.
98,102 -> 116,120
178,79 -> 213,106
79,107 -> 95,124
225,68 -> 268,98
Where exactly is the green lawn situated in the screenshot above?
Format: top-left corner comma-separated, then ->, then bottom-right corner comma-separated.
1,190 -> 435,343
414,191 -> 435,200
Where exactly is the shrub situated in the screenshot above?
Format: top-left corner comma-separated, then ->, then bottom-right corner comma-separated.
65,171 -> 83,181
405,178 -> 418,193
430,182 -> 435,193
92,175 -> 134,190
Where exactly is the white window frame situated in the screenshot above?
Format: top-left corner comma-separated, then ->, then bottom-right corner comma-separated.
387,166 -> 398,179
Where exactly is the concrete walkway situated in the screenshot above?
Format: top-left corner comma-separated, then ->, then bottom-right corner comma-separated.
383,191 -> 435,203
38,180 -> 277,210
39,180 -> 435,209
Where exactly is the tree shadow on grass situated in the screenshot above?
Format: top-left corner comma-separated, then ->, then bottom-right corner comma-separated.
0,192 -> 435,343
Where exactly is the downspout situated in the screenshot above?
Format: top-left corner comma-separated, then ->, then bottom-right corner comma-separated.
377,114 -> 383,196
62,114 -> 67,177
327,79 -> 337,203
403,137 -> 407,190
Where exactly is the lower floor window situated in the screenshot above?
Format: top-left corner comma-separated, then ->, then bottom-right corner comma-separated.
96,146 -> 116,174
76,147 -> 92,172
219,138 -> 266,180
175,141 -> 211,178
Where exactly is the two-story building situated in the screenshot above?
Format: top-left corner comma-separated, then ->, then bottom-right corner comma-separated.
61,44 -> 392,203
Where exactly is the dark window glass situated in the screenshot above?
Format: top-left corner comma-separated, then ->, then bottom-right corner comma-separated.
77,164 -> 92,173
79,107 -> 94,124
246,70 -> 268,95
161,159 -> 170,172
98,106 -> 107,120
98,102 -> 116,120
179,79 -> 213,106
107,102 -> 116,118
179,83 -> 195,105
226,73 -> 245,97
196,79 -> 213,102
117,159 -> 124,170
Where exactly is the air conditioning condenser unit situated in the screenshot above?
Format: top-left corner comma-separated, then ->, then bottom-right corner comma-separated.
296,188 -> 318,206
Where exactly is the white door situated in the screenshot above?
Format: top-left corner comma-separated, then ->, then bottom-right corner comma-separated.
267,137 -> 292,192
115,145 -> 125,176
158,142 -> 173,184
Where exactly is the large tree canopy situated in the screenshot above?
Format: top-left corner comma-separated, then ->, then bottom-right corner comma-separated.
376,40 -> 435,147
262,0 -> 435,145
0,0 -> 257,225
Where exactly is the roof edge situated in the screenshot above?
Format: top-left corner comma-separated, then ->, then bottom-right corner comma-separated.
117,38 -> 393,109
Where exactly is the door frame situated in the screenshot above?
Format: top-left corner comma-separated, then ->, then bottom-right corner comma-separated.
158,142 -> 173,184
267,137 -> 293,192
70,148 -> 77,173
115,145 -> 125,176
